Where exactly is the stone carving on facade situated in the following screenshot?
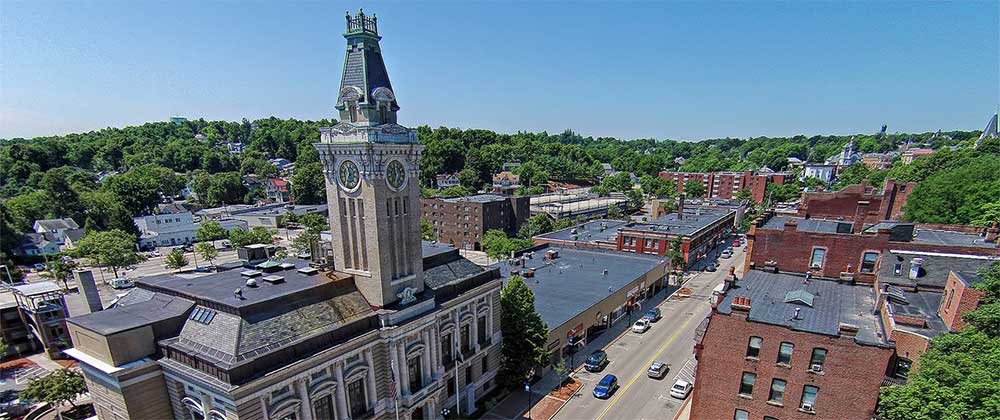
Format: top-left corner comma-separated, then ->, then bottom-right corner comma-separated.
397,286 -> 418,305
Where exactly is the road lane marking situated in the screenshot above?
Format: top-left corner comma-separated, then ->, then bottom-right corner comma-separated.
595,312 -> 699,420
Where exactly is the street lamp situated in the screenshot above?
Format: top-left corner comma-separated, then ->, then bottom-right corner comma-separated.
524,381 -> 532,420
440,407 -> 450,419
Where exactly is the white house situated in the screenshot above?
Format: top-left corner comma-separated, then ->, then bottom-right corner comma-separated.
133,203 -> 247,249
801,164 -> 837,184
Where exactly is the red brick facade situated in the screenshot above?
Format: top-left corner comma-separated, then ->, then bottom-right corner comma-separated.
938,272 -> 987,331
692,309 -> 893,420
797,179 -> 916,223
745,216 -> 999,284
658,171 -> 787,203
616,212 -> 735,262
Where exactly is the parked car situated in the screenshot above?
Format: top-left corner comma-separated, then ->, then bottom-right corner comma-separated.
632,319 -> 651,333
720,250 -> 732,259
704,263 -> 717,272
584,350 -> 608,372
643,308 -> 661,322
647,361 -> 669,379
669,379 -> 693,399
593,374 -> 619,399
109,278 -> 134,289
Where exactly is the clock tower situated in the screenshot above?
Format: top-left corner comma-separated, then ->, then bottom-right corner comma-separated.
316,9 -> 424,307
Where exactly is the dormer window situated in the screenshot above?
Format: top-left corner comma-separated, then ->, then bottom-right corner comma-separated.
339,86 -> 363,123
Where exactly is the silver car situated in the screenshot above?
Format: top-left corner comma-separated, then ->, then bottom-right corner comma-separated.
647,361 -> 668,379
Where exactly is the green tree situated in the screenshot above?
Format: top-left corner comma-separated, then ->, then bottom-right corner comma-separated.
668,235 -> 686,272
228,226 -> 276,248
0,337 -> 8,358
42,258 -> 78,290
204,172 -> 248,207
499,276 -> 549,389
439,185 -> 471,197
607,204 -> 625,220
72,230 -> 146,277
195,221 -> 228,246
165,249 -> 189,272
518,213 -> 554,239
290,229 -> 320,257
683,180 -> 706,198
625,188 -> 644,213
970,201 -> 1000,228
298,213 -> 328,233
80,191 -> 140,238
20,369 -> 88,417
195,242 -> 218,268
420,220 -> 436,241
291,162 -> 326,204
4,190 -> 49,231
903,156 -> 1000,224
481,229 -> 532,261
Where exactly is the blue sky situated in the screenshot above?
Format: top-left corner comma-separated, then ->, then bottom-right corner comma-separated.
2,1 -> 998,140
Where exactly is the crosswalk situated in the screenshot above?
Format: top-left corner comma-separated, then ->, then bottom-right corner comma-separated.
675,357 -> 697,385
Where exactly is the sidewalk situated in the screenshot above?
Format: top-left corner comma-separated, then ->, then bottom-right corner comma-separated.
26,354 -> 66,372
483,284 -> 683,420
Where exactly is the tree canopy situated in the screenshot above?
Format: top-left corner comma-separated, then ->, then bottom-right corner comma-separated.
499,276 -> 549,389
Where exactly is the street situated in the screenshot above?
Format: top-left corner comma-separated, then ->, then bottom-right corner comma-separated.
552,241 -> 746,420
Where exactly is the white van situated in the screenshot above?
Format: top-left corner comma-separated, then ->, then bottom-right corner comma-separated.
109,278 -> 134,289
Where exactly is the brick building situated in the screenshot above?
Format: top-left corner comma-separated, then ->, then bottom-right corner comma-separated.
692,269 -> 895,420
421,194 -> 530,250
797,179 -> 916,223
874,250 -> 997,370
745,213 -> 1000,283
534,199 -> 746,265
65,13 -> 505,420
658,170 -> 788,203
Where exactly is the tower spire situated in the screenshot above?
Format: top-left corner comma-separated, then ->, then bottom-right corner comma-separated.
337,9 -> 398,126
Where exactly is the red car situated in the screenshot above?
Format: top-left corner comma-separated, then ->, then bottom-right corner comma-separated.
732,238 -> 741,247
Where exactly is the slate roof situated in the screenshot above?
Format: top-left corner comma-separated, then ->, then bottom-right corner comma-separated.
172,282 -> 372,367
716,270 -> 889,347
68,292 -> 194,335
157,203 -> 187,214
34,218 -> 79,231
339,40 -> 398,109
500,245 -> 664,330
953,271 -> 985,286
877,250 -> 998,289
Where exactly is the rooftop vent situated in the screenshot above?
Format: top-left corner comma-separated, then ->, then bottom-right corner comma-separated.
262,275 -> 285,284
245,278 -> 258,288
234,288 -> 244,300
240,270 -> 262,277
784,289 -> 815,307
793,307 -> 802,320
908,258 -> 924,280
279,262 -> 296,270
297,267 -> 319,275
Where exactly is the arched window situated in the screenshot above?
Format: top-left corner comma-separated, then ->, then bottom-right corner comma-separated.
181,397 -> 205,420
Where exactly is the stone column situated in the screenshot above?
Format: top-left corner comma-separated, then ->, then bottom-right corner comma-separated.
397,340 -> 410,396
430,328 -> 442,377
471,313 -> 480,352
364,348 -> 378,409
334,363 -> 349,420
420,330 -> 431,385
295,378 -> 314,420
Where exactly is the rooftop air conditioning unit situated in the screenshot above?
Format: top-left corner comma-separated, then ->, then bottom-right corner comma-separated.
809,364 -> 823,373
801,403 -> 814,412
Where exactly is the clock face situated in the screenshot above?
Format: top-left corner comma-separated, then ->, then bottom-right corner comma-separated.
386,160 -> 406,190
338,160 -> 360,191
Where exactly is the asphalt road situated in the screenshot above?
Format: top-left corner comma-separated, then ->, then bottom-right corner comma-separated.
552,241 -> 747,420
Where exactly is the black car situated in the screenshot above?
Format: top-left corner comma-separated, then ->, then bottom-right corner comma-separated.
584,350 -> 608,372
704,263 -> 717,272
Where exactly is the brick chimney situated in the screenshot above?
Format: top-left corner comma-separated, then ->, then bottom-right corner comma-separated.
731,296 -> 752,314
783,219 -> 798,232
853,200 -> 870,233
986,221 -> 999,243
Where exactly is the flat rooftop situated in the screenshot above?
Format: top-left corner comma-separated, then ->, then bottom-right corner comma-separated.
622,206 -> 734,236
886,288 -> 949,339
500,245 -> 663,330
761,215 -> 852,234
435,194 -> 510,203
717,270 -> 889,347
535,219 -> 626,244
68,291 -> 195,335
136,260 -> 330,311
878,250 -> 998,289
912,229 -> 997,249
231,204 -> 327,217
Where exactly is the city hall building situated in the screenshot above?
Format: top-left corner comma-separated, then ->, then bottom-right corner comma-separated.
65,12 -> 502,420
